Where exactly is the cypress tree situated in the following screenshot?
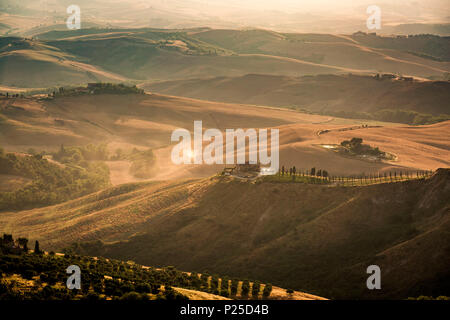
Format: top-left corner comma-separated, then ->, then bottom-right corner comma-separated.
252,282 -> 261,299
241,280 -> 250,298
230,279 -> 238,297
34,240 -> 41,254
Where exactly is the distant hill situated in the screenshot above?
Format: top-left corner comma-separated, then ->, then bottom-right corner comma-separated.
2,169 -> 449,299
351,32 -> 450,62
1,93 -> 448,177
0,237 -> 324,300
2,27 -> 450,89
0,37 -> 126,88
143,73 -> 450,120
381,23 -> 450,37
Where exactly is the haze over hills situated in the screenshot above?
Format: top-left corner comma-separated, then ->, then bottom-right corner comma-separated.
1,27 -> 449,89
1,0 -> 449,36
1,93 -> 449,181
0,37 -> 126,88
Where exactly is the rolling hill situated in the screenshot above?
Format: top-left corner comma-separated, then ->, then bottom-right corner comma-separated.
1,168 -> 448,299
143,74 -> 450,115
2,92 -> 449,180
143,73 -> 450,117
1,28 -> 450,89
190,29 -> 450,77
0,37 -> 126,88
1,236 -> 326,300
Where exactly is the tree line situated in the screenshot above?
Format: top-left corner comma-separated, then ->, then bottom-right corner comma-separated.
276,165 -> 434,185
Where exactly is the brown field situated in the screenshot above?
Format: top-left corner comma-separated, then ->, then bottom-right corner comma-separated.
2,28 -> 450,91
1,93 -> 448,186
142,73 -> 450,115
191,29 -> 450,78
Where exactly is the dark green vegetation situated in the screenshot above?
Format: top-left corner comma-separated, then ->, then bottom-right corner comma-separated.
339,138 -> 389,159
144,74 -> 450,125
0,234 -> 185,300
0,234 -> 272,300
50,83 -> 145,97
0,147 -> 110,211
263,166 -> 431,186
62,169 -> 450,300
52,144 -> 109,164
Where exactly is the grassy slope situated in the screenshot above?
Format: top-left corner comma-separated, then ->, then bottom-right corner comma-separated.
1,93 -> 448,177
0,250 -> 324,300
1,169 -> 449,299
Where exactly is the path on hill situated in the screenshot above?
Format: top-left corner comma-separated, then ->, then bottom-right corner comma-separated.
238,53 -> 370,74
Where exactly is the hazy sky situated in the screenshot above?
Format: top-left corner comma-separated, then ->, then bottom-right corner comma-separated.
146,0 -> 450,23
6,0 -> 450,34
205,0 -> 449,11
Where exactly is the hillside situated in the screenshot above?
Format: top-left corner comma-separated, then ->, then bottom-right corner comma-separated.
1,169 -> 449,299
2,239 -> 304,300
1,28 -> 450,89
381,23 -> 450,37
350,32 -> 450,62
1,92 -> 448,181
143,73 -> 450,120
0,37 -> 126,88
0,146 -> 110,211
